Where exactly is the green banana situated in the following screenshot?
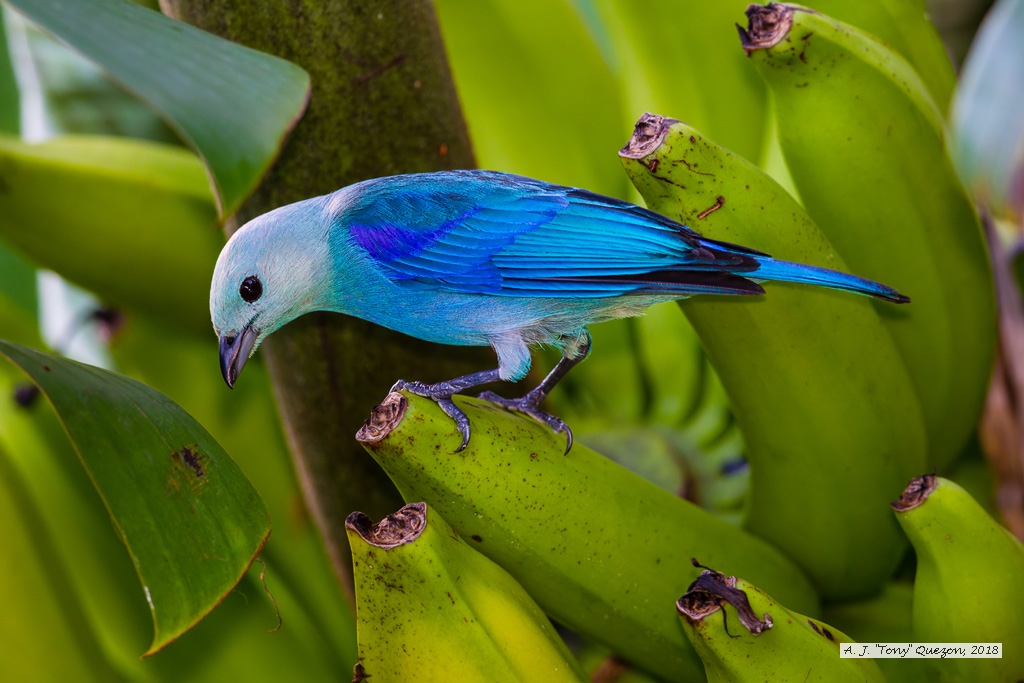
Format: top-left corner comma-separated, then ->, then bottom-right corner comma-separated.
806,0 -> 956,111
740,4 -> 996,470
0,134 -> 220,335
590,0 -> 767,163
823,582 -> 933,683
620,114 -> 926,600
893,474 -> 1024,682
357,391 -> 820,683
678,564 -> 884,682
346,501 -> 587,683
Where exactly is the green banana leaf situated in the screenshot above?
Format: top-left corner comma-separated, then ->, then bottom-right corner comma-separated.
13,11 -> 177,142
589,0 -> 768,164
0,134 -> 220,335
0,8 -> 19,135
0,443 -> 119,682
0,339 -> 271,655
5,0 -> 310,217
109,317 -> 358,667
0,242 -> 41,348
0,360 -> 155,674
0,360 -> 353,679
951,0 -> 1024,218
435,0 -> 626,197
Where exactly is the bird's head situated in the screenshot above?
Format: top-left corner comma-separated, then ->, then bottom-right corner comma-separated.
210,197 -> 333,388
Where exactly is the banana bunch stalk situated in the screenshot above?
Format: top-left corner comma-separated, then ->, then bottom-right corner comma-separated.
893,474 -> 1024,681
678,563 -> 884,682
356,391 -> 819,683
740,3 -> 996,470
346,501 -> 587,683
620,114 -> 925,600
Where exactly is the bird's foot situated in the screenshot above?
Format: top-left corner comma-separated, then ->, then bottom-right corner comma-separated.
477,390 -> 574,454
391,379 -> 472,452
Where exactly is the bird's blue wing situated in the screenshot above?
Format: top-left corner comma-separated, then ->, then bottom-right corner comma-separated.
340,170 -> 765,298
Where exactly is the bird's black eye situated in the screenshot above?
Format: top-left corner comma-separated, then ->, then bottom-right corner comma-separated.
239,275 -> 263,303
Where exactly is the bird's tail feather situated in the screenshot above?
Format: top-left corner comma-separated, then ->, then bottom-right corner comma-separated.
753,258 -> 910,304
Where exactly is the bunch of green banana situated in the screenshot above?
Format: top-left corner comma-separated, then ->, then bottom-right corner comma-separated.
346,501 -> 587,683
893,474 -> 1024,681
357,391 -> 819,683
547,301 -> 743,510
620,114 -> 925,600
678,563 -> 884,682
740,3 -> 996,470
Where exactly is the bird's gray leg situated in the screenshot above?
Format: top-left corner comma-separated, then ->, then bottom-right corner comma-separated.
391,369 -> 502,452
478,330 -> 592,453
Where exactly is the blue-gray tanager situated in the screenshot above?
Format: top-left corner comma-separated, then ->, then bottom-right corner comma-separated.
211,170 -> 907,450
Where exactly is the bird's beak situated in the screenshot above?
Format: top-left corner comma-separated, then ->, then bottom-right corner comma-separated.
219,324 -> 259,389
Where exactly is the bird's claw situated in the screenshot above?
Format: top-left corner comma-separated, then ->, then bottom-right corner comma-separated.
477,390 -> 574,454
391,379 -> 472,451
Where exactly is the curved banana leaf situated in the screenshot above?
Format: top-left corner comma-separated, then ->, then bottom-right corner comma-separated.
6,0 -> 310,217
0,358 -> 162,674
110,317 -> 359,666
14,11 -> 178,143
0,444 -> 118,682
0,134 -> 220,335
0,358 -> 354,678
0,242 -> 41,348
0,8 -> 19,135
436,0 -> 625,197
590,0 -> 767,164
0,339 -> 270,655
952,0 -> 1024,218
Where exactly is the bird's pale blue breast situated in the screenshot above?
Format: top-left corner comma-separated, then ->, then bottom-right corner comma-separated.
333,170 -> 765,298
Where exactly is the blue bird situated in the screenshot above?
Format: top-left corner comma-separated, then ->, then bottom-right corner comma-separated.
211,170 -> 908,451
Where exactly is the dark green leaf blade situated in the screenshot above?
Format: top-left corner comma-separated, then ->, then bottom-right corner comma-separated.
6,0 -> 310,217
0,8 -> 19,135
0,339 -> 271,654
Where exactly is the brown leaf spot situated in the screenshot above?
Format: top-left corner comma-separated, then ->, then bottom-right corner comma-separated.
168,444 -> 208,496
